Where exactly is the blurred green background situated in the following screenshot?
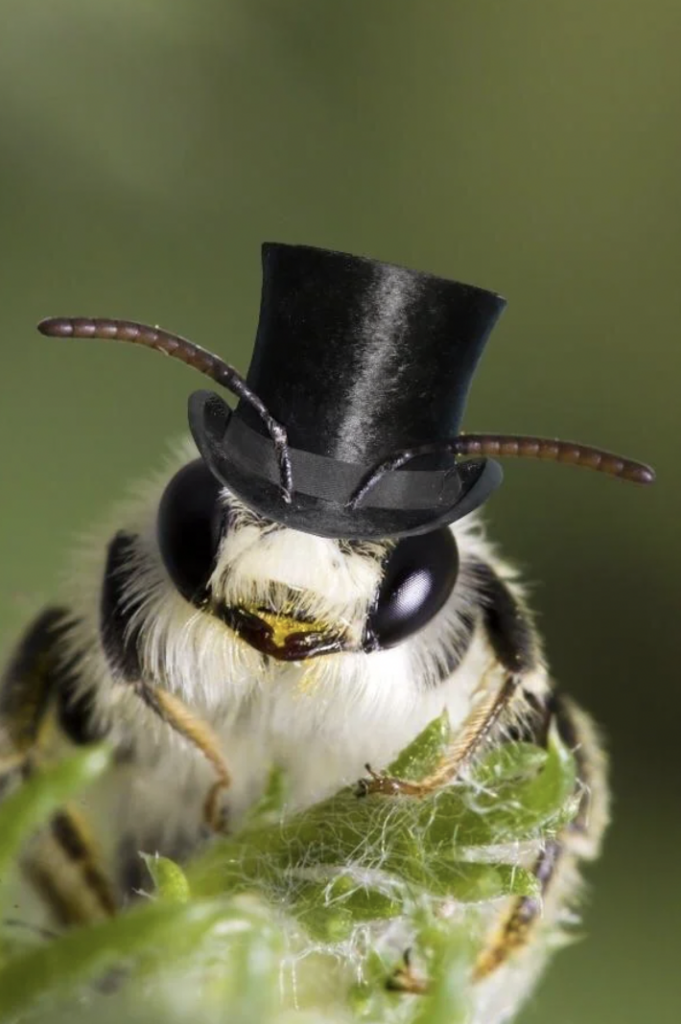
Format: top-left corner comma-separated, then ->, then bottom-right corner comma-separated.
0,2 -> 678,1021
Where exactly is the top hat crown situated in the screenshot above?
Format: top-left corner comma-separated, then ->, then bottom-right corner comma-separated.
188,243 -> 507,538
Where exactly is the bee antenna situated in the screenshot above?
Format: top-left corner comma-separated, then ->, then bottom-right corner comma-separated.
348,433 -> 655,510
37,317 -> 293,502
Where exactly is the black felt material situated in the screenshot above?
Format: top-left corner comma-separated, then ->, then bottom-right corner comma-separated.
189,243 -> 507,539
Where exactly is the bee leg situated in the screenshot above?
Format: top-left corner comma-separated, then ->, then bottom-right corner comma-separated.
358,672 -> 521,797
22,859 -> 104,928
49,807 -> 118,916
472,836 -> 561,980
22,811 -> 118,929
15,763 -> 119,925
472,693 -> 608,980
358,561 -> 536,797
100,533 -> 232,831
3,758 -> 119,925
131,681 -> 232,832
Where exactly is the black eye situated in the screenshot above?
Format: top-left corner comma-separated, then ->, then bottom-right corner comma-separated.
157,460 -> 224,604
364,528 -> 459,650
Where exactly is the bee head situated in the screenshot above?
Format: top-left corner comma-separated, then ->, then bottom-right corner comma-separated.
157,459 -> 460,663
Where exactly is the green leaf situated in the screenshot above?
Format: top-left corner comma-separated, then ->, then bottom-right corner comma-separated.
0,898 -> 231,1023
411,915 -> 472,1024
0,712 -> 580,1023
405,861 -> 539,903
242,765 -> 288,826
141,854 -> 191,903
294,873 -> 405,940
192,723 -> 577,915
386,711 -> 451,780
472,741 -> 548,787
431,732 -> 578,848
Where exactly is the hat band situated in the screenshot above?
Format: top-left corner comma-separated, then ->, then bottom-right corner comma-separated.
225,415 -> 463,510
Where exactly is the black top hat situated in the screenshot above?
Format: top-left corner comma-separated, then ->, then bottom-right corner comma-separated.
187,243 -> 506,538
38,247 -> 654,540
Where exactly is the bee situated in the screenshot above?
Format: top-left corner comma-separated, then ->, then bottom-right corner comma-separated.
0,244 -> 653,1021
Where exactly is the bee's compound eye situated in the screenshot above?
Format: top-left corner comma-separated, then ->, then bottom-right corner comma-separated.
157,459 -> 223,604
365,528 -> 459,650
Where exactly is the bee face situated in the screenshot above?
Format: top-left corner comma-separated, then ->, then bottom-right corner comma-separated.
211,516 -> 384,659
157,459 -> 463,667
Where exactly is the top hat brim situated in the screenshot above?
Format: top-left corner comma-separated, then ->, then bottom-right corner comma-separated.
189,391 -> 503,540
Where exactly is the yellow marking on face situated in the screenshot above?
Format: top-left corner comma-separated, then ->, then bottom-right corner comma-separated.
243,607 -> 332,649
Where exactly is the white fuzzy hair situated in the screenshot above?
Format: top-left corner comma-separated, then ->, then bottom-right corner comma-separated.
57,438 -> 540,839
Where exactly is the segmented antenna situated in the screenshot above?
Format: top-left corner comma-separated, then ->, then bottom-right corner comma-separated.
348,433 -> 655,509
37,317 -> 292,502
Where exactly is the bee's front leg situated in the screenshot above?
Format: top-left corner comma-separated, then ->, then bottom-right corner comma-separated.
130,680 -> 232,833
101,532 -> 232,834
357,560 -> 536,799
356,671 -> 521,798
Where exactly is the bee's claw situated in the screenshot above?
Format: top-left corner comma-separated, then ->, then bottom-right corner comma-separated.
355,766 -> 425,798
203,781 -> 230,833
